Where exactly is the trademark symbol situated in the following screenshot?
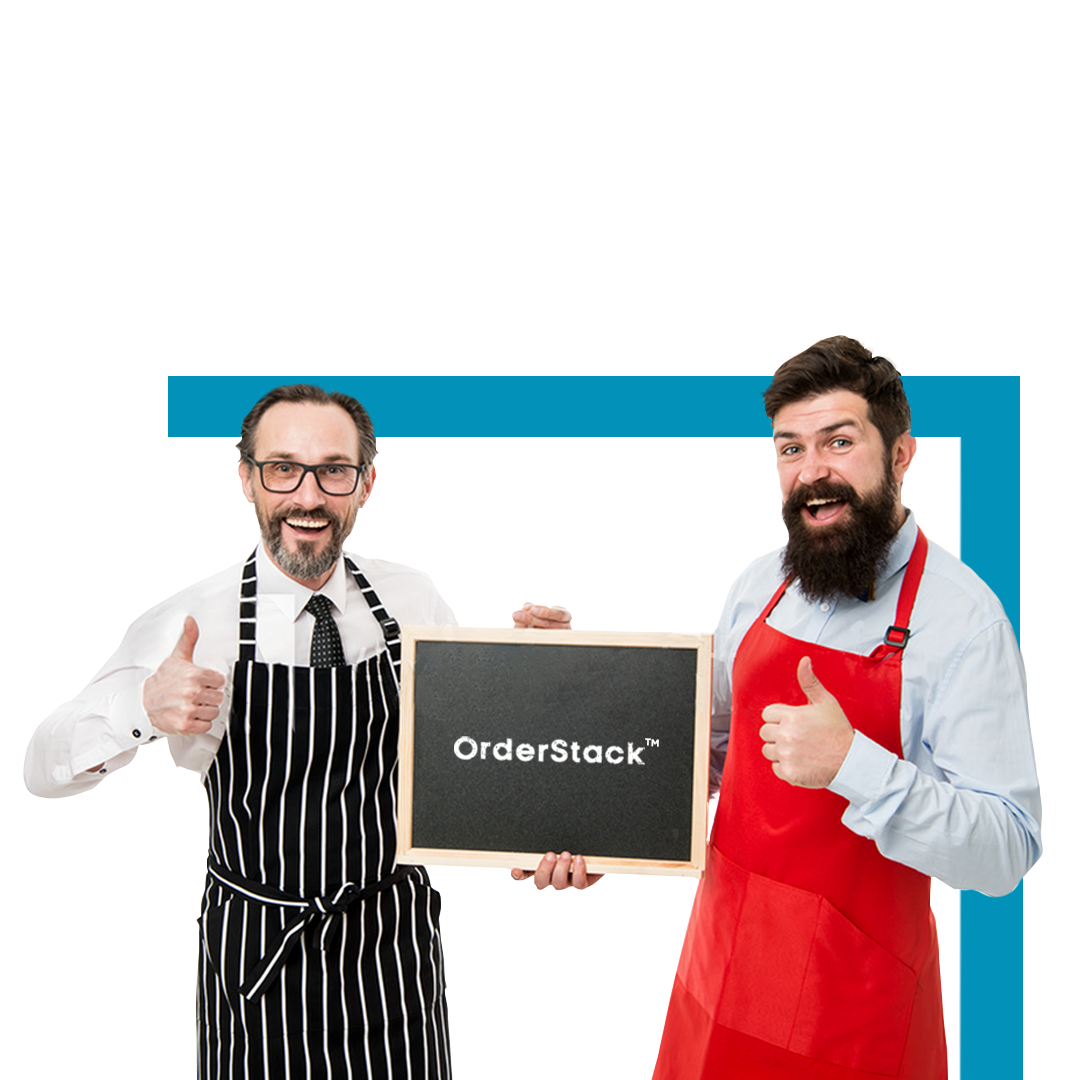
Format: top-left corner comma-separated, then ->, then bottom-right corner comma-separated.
646,737 -> 660,747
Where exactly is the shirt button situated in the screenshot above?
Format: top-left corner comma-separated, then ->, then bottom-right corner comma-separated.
820,602 -> 831,612
132,729 -> 142,739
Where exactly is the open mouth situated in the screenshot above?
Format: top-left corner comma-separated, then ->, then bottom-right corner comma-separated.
803,497 -> 848,523
284,515 -> 331,535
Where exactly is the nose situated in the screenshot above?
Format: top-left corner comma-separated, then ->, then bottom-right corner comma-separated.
293,468 -> 327,506
797,449 -> 831,487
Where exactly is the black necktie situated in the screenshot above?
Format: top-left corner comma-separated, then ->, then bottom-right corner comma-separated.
305,594 -> 345,667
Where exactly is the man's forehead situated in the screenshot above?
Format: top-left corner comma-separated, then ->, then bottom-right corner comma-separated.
771,389 -> 871,436
252,400 -> 360,458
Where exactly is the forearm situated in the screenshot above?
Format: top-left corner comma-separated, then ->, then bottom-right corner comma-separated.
830,731 -> 1041,896
24,685 -> 153,798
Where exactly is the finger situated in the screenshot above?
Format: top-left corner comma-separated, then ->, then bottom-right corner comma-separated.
796,656 -> 833,705
759,720 -> 779,744
527,605 -> 571,623
197,688 -> 225,708
198,669 -> 227,691
761,704 -> 784,725
512,603 -> 572,629
570,855 -> 591,889
510,868 -> 535,881
550,851 -> 574,890
172,616 -> 200,662
531,851 -> 558,888
511,603 -> 546,627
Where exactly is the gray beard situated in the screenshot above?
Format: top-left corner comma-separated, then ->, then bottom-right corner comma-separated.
265,530 -> 343,581
256,500 -> 353,582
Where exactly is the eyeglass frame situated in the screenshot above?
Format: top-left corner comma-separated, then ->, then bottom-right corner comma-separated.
244,456 -> 370,496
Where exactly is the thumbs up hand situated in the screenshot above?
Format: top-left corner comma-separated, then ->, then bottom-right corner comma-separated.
141,616 -> 227,736
759,657 -> 855,789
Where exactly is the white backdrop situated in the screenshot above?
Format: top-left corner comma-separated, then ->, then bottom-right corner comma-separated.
4,4 -> 1070,1078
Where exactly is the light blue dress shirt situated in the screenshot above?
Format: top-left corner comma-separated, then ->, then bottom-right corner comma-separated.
710,512 -> 1041,897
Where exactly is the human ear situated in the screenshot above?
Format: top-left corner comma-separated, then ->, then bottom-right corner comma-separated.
892,433 -> 916,483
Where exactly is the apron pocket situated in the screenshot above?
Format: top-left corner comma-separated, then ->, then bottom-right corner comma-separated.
706,850 -> 916,1076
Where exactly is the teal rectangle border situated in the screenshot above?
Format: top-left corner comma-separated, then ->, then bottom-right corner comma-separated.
169,374 -> 1023,1078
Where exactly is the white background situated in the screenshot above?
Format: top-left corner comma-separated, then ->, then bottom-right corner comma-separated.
3,4 -> 1071,1078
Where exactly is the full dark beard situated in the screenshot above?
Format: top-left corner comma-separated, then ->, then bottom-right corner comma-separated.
258,504 -> 353,582
781,475 -> 902,603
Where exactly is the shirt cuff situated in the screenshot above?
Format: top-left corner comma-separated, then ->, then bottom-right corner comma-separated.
828,729 -> 898,808
106,682 -> 167,749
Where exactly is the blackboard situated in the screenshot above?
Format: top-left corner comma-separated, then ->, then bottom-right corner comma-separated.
397,626 -> 712,877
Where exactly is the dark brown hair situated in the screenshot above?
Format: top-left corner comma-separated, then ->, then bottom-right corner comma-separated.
236,384 -> 377,467
763,336 -> 911,449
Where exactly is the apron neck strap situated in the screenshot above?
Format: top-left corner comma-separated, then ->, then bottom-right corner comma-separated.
873,527 -> 928,658
343,556 -> 402,673
238,549 -> 259,663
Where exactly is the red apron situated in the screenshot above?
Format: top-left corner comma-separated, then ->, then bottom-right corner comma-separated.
654,529 -> 946,1079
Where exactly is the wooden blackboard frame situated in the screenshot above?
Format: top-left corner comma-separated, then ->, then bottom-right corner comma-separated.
397,626 -> 713,877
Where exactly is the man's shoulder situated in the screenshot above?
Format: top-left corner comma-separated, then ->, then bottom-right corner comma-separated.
729,547 -> 787,601
342,552 -> 438,591
342,551 -> 454,626
919,537 -> 1010,625
130,559 -> 250,626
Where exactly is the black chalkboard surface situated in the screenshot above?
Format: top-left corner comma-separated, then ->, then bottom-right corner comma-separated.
397,627 -> 712,877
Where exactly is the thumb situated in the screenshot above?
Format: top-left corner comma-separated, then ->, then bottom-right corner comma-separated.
797,656 -> 832,704
171,615 -> 199,662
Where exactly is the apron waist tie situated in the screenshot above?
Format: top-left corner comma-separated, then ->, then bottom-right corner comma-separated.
206,858 -> 414,1001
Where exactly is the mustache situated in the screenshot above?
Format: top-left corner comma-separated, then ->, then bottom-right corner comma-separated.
784,480 -> 861,513
269,505 -> 343,528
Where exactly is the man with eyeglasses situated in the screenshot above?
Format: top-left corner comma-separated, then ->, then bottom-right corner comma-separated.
24,382 -> 569,1080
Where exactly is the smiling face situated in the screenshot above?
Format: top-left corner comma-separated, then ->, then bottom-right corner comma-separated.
240,401 -> 375,589
772,389 -> 916,601
773,389 -> 913,528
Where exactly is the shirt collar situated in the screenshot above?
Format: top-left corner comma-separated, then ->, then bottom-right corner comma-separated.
255,544 -> 350,621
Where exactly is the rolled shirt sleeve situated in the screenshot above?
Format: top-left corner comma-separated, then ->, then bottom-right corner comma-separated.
829,618 -> 1041,896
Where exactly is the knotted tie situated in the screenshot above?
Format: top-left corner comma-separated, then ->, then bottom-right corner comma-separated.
305,594 -> 345,667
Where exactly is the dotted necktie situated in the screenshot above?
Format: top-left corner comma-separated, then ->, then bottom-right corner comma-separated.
305,594 -> 345,667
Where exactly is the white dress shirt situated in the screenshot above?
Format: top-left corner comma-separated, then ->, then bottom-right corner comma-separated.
711,512 -> 1042,897
24,545 -> 456,797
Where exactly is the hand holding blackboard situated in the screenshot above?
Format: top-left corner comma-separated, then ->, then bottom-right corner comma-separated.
511,602 -> 573,630
511,850 -> 604,890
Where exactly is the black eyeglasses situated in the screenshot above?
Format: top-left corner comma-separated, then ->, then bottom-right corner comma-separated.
247,458 -> 368,495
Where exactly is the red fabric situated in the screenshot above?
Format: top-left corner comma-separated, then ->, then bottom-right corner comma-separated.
654,530 -> 946,1079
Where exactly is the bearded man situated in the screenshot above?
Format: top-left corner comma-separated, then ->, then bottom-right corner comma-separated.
650,339 -> 1041,1079
25,383 -> 569,1079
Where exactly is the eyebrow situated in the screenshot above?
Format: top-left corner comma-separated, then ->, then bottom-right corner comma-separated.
772,419 -> 861,443
260,451 -> 358,464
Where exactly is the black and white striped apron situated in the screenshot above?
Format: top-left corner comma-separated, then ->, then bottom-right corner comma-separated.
197,551 -> 452,1079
